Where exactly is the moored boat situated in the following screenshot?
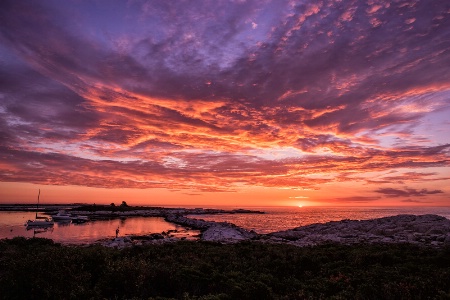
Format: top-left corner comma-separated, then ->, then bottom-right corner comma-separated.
25,190 -> 54,228
71,215 -> 89,223
26,218 -> 54,227
52,210 -> 72,222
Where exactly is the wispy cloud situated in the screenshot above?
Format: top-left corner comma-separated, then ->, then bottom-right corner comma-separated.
332,196 -> 381,203
374,187 -> 444,198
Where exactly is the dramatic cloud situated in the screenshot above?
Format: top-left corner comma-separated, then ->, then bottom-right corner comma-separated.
0,0 -> 449,204
374,187 -> 444,198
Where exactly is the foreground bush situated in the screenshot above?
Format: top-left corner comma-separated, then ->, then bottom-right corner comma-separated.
0,237 -> 449,299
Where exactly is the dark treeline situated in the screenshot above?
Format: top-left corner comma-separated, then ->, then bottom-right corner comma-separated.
0,238 -> 449,299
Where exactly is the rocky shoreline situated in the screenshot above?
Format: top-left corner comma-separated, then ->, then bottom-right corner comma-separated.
71,206 -> 264,220
14,204 -> 447,248
267,214 -> 450,247
96,210 -> 450,249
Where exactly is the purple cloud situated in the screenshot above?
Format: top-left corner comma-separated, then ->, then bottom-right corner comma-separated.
374,187 -> 444,198
0,0 -> 449,196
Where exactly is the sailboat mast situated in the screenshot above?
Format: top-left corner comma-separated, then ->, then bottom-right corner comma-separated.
36,189 -> 40,219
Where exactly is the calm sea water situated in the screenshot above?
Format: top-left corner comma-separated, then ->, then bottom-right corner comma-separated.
0,211 -> 199,244
189,206 -> 450,234
1,206 -> 449,243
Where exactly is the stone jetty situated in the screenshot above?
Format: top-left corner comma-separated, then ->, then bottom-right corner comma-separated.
72,206 -> 264,220
166,214 -> 258,242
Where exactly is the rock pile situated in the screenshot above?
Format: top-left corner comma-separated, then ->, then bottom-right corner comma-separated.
201,224 -> 257,242
99,232 -> 190,248
267,214 -> 450,247
166,214 -> 257,242
165,214 -> 213,230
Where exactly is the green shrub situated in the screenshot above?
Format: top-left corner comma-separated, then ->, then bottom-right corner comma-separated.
0,238 -> 449,299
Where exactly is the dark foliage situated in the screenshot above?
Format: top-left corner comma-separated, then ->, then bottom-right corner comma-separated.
0,238 -> 449,299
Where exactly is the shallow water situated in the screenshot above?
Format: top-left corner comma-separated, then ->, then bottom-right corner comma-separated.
0,211 -> 198,244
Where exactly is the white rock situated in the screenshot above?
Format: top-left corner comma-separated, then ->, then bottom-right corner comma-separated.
201,225 -> 249,242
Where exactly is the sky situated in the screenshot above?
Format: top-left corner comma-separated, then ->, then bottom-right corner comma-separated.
0,0 -> 449,207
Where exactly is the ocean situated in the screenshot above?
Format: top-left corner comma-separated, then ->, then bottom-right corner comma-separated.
188,206 -> 450,234
1,206 -> 449,243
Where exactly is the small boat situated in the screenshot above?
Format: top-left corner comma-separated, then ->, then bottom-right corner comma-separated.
26,190 -> 54,228
71,215 -> 89,224
52,210 -> 73,222
26,218 -> 54,227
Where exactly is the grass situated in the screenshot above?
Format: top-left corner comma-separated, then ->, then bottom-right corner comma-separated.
0,237 -> 449,299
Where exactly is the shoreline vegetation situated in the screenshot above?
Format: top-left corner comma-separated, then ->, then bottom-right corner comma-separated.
1,238 -> 449,299
1,205 -> 450,299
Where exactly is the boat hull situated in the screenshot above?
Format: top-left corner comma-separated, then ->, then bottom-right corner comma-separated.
26,220 -> 54,227
71,216 -> 89,223
52,210 -> 72,221
52,216 -> 72,221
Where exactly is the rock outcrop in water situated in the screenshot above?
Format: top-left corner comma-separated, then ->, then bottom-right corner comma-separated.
266,214 -> 450,247
166,214 -> 258,242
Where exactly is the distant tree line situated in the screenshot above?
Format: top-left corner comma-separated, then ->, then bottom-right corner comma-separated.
110,201 -> 129,207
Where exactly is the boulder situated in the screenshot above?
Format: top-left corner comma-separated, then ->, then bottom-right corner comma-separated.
201,224 -> 257,242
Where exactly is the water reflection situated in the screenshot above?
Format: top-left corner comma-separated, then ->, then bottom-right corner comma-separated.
25,226 -> 53,238
55,220 -> 71,227
0,211 -> 199,244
